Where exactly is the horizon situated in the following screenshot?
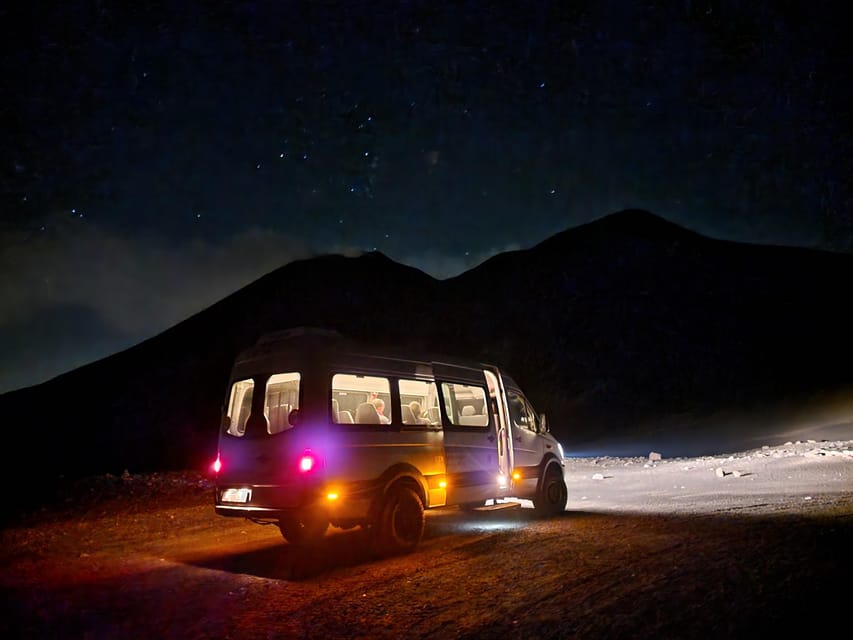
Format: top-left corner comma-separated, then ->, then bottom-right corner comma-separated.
2,207 -> 851,395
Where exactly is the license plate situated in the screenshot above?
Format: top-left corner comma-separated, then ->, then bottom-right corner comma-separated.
221,487 -> 251,503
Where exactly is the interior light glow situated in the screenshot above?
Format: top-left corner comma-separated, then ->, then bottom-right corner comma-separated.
497,474 -> 508,488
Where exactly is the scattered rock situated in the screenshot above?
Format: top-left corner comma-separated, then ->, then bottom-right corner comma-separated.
591,473 -> 605,481
715,467 -> 726,478
648,452 -> 662,462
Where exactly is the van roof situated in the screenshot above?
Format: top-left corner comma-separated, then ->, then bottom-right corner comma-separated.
234,326 -> 502,379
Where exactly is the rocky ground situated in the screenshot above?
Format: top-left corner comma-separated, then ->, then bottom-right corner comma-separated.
1,440 -> 851,639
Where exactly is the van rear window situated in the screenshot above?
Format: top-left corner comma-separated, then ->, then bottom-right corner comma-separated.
265,373 -> 301,434
224,372 -> 301,436
225,379 -> 254,436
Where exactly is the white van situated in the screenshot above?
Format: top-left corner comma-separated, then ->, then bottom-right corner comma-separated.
213,328 -> 567,555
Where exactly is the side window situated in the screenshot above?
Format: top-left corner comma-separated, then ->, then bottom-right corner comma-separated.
399,379 -> 439,426
331,373 -> 393,425
225,379 -> 254,436
508,391 -> 539,433
440,382 -> 489,427
508,391 -> 528,431
265,373 -> 301,434
524,398 -> 540,433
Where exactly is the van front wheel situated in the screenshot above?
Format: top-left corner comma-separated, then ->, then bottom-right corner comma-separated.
373,485 -> 425,557
278,512 -> 329,546
534,465 -> 567,517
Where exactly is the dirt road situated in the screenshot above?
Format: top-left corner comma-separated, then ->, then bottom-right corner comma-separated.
2,443 -> 851,639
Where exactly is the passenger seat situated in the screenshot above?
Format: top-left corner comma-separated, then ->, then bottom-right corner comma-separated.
401,404 -> 416,425
355,402 -> 381,424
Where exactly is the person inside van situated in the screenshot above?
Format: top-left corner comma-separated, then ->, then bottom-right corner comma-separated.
409,401 -> 429,425
371,398 -> 391,424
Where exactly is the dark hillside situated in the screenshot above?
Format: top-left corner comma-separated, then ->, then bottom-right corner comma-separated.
2,210 -> 852,504
3,253 -> 440,488
442,211 -> 853,432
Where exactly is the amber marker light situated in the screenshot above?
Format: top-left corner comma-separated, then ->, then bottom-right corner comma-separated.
512,471 -> 521,481
438,480 -> 447,489
326,491 -> 340,501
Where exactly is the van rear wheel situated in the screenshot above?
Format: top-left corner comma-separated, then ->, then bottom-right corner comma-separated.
373,485 -> 425,557
278,512 -> 329,546
534,465 -> 567,517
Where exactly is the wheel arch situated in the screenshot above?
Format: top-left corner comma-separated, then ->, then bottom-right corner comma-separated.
536,453 -> 565,494
369,463 -> 429,519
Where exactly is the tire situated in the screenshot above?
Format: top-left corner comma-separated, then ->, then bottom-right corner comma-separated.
534,464 -> 567,517
278,511 -> 329,546
372,485 -> 425,557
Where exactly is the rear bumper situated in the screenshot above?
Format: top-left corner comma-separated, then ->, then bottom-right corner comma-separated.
214,480 -> 377,523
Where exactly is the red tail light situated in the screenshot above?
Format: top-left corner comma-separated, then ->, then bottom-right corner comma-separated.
299,449 -> 316,473
211,453 -> 222,474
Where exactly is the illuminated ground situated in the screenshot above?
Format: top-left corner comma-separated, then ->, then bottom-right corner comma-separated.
1,439 -> 851,639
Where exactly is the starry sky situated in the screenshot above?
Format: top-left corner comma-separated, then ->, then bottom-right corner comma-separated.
1,0 -> 851,393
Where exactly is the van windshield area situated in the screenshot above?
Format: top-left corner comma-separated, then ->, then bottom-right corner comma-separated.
224,372 -> 301,437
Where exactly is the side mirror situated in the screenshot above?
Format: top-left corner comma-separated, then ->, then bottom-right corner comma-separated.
539,413 -> 549,433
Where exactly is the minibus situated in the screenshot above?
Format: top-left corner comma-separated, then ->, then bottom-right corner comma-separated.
213,328 -> 567,555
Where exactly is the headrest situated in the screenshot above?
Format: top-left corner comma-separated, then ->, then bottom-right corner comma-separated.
355,402 -> 381,424
461,405 -> 476,416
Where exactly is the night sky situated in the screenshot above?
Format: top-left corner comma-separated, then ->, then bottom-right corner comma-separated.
1,0 -> 851,393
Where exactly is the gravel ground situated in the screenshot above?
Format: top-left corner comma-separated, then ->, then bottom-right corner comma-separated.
1,440 -> 851,639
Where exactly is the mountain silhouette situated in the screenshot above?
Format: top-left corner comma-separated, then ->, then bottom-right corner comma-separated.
3,209 -> 852,506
